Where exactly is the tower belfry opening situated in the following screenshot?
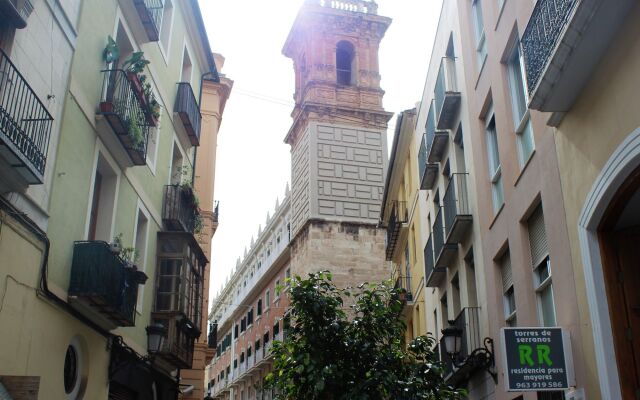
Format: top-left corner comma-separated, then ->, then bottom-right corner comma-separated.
336,41 -> 355,85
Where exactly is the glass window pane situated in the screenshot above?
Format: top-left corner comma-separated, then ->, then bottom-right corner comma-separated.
508,44 -> 527,123
539,284 -> 556,327
492,175 -> 504,212
517,117 -> 535,166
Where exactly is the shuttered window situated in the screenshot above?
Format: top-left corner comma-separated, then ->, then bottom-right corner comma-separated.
528,205 -> 548,267
500,251 -> 516,325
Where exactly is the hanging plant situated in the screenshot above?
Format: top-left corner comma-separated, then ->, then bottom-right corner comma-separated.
103,35 -> 120,64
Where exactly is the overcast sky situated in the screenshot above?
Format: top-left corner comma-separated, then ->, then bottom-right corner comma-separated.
198,0 -> 443,308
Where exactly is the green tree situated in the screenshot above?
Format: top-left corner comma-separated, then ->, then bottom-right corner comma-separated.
265,271 -> 466,400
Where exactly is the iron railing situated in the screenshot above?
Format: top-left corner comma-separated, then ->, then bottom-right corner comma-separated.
385,200 -> 408,260
434,57 -> 457,119
162,184 -> 199,233
68,241 -> 140,327
133,0 -> 164,41
425,100 -> 436,155
443,173 -> 471,239
433,207 -> 445,261
175,82 -> 202,146
439,307 -> 481,379
418,133 -> 427,181
521,0 -> 578,96
394,275 -> 413,302
0,48 -> 53,183
424,235 -> 435,283
99,69 -> 151,165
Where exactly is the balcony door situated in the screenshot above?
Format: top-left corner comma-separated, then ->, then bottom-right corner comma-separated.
599,167 -> 640,399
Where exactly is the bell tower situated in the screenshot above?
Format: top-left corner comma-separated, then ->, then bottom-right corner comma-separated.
283,0 -> 393,284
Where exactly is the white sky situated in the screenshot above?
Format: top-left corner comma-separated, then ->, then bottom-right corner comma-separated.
198,0 -> 443,310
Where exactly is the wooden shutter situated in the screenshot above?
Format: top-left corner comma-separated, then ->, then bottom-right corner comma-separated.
500,252 -> 512,293
527,205 -> 548,267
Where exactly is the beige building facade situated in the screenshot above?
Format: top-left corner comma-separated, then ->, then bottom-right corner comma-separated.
0,1 -> 229,399
518,0 -> 640,398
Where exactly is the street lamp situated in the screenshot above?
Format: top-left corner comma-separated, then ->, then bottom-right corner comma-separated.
146,324 -> 167,356
441,322 -> 497,383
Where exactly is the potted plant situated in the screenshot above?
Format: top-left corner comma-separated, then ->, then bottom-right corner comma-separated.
101,36 -> 120,113
122,51 -> 150,100
110,233 -> 123,254
128,117 -> 144,150
120,246 -> 139,269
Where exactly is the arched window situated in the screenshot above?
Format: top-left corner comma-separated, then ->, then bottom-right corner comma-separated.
336,41 -> 355,85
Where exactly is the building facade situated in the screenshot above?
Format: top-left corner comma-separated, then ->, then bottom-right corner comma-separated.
0,0 -> 227,398
208,188 -> 291,400
518,0 -> 640,398
386,0 -> 603,399
208,0 -> 395,398
380,108 -> 432,343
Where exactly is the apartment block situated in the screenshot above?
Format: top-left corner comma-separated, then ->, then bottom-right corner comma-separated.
0,1 -> 229,399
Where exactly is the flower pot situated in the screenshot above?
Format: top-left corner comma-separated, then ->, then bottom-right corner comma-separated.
127,71 -> 144,98
110,242 -> 122,255
100,101 -> 114,113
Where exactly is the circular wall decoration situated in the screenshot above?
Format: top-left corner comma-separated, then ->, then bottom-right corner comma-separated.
64,336 -> 88,399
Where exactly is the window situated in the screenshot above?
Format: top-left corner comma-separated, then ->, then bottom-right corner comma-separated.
265,290 -> 270,307
286,268 -> 291,284
247,346 -> 252,358
255,339 -> 261,351
485,111 -> 504,213
274,321 -> 280,336
233,358 -> 237,369
88,153 -> 118,241
169,143 -> 183,185
234,324 -> 239,339
500,251 -> 517,326
257,299 -> 262,316
159,0 -> 173,54
528,205 -> 556,327
240,317 -> 246,333
134,207 -> 149,311
471,0 -> 487,68
451,274 -> 461,318
506,38 -> 534,167
240,352 -> 245,363
264,331 -> 270,344
336,41 -> 355,85
180,47 -> 192,85
248,308 -> 254,325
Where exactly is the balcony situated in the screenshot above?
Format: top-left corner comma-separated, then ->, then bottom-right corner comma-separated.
443,173 -> 472,244
425,100 -> 448,163
394,275 -> 413,304
522,0 -> 635,116
439,307 -> 482,385
418,136 -> 438,190
0,0 -> 34,28
433,208 -> 457,269
174,82 -> 202,146
152,313 -> 198,369
98,69 -> 153,166
162,185 -> 199,233
132,0 -> 163,42
424,235 -> 445,287
434,57 -> 460,130
153,231 -> 207,368
0,49 -> 53,189
385,201 -> 408,261
68,241 -> 146,330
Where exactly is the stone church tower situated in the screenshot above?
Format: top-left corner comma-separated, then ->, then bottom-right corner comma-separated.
282,0 -> 393,287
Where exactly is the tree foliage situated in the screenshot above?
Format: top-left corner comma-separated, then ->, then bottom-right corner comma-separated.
265,271 -> 466,400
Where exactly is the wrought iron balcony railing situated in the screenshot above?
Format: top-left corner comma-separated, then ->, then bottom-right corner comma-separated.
0,48 -> 53,185
521,0 -> 634,113
394,275 -> 413,302
443,173 -> 472,243
162,184 -> 199,233
439,307 -> 482,384
434,57 -> 460,130
133,0 -> 163,42
424,234 -> 445,288
418,134 -> 438,190
68,241 -> 145,329
99,69 -> 151,165
385,200 -> 408,260
433,207 -> 457,268
175,82 -> 202,146
425,99 -> 448,163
